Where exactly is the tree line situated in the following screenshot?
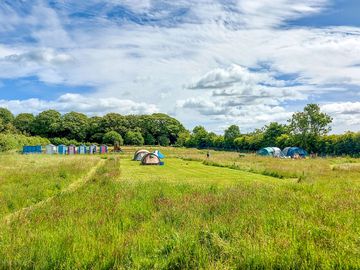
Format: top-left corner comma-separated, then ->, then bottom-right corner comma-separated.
0,109 -> 186,147
177,104 -> 359,156
0,104 -> 359,156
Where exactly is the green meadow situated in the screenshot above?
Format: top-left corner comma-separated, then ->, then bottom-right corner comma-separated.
0,148 -> 359,269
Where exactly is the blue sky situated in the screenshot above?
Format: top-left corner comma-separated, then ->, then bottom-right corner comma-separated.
0,0 -> 360,133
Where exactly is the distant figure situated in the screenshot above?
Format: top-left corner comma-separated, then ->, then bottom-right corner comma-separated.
206,151 -> 210,158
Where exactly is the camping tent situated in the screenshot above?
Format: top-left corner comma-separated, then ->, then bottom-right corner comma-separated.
23,145 -> 42,154
153,150 -> 165,159
68,145 -> 77,155
282,147 -> 307,158
46,144 -> 57,154
141,153 -> 161,165
78,145 -> 87,154
89,145 -> 97,154
99,145 -> 108,154
58,145 -> 67,155
257,147 -> 282,157
133,150 -> 150,161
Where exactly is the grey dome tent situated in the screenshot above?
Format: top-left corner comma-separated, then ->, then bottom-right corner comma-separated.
141,153 -> 161,165
133,150 -> 150,161
282,147 -> 308,158
258,147 -> 283,157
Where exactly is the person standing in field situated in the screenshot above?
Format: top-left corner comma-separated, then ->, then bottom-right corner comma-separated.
206,151 -> 210,158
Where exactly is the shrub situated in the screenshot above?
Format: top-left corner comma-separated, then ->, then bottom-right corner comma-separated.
103,131 -> 123,145
0,133 -> 50,152
125,131 -> 144,146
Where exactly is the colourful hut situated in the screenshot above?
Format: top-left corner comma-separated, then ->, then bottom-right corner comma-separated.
68,145 -> 77,155
45,144 -> 57,155
78,145 -> 87,154
99,145 -> 108,154
58,145 -> 67,155
23,145 -> 42,154
89,144 -> 97,154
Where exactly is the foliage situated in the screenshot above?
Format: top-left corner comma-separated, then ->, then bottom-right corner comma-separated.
13,113 -> 35,134
224,125 -> 240,148
0,133 -> 50,152
62,112 -> 89,142
31,110 -> 62,138
288,104 -> 332,152
144,133 -> 156,145
0,104 -> 358,156
103,131 -> 123,145
125,131 -> 144,145
158,135 -> 170,146
50,137 -> 80,146
0,108 -> 14,125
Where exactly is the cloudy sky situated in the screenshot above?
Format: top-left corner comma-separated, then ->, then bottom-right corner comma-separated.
0,0 -> 360,133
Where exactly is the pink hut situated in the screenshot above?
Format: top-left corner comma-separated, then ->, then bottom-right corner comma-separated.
99,145 -> 108,154
68,144 -> 77,155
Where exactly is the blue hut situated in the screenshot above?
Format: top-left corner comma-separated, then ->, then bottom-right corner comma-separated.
58,145 -> 67,155
282,147 -> 308,158
78,145 -> 87,154
23,145 -> 42,154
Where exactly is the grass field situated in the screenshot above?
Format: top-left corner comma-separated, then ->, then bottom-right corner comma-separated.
0,148 -> 359,269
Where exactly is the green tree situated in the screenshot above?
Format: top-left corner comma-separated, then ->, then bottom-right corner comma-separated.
32,110 -> 62,138
275,134 -> 293,149
62,112 -> 89,141
187,126 -> 208,148
288,104 -> 332,152
262,122 -> 287,146
158,135 -> 170,146
144,133 -> 156,145
125,131 -> 144,146
103,131 -> 123,145
101,113 -> 130,137
175,131 -> 191,147
87,116 -> 103,141
13,113 -> 35,134
0,108 -> 14,125
224,125 -> 241,149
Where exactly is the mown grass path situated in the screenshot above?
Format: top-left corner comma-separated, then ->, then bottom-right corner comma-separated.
120,157 -> 279,186
3,158 -> 105,224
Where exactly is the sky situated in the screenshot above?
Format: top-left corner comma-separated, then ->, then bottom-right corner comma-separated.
0,0 -> 360,134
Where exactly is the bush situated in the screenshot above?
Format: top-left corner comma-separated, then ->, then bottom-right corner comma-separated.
103,131 -> 123,145
158,135 -> 170,146
50,137 -> 79,146
125,131 -> 144,146
0,133 -> 50,152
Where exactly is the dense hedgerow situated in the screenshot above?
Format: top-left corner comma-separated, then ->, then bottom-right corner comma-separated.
0,133 -> 50,152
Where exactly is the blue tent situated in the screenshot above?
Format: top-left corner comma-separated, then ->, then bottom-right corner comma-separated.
282,147 -> 308,158
23,145 -> 42,154
153,150 -> 165,159
257,147 -> 283,157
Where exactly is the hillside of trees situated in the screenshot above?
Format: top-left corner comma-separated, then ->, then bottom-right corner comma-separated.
0,104 -> 359,156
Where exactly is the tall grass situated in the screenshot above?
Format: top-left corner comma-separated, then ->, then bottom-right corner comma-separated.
0,152 -> 359,269
0,155 -> 99,218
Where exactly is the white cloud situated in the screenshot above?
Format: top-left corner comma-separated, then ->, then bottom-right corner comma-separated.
0,93 -> 159,115
237,0 -> 328,28
0,0 -> 360,133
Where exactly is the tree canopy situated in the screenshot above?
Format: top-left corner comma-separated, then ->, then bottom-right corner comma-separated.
1,104 -> 359,156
